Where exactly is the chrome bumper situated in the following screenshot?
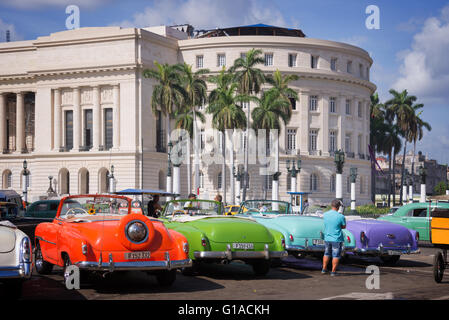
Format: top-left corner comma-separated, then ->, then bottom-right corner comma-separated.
286,243 -> 355,253
0,262 -> 32,280
194,244 -> 288,260
75,252 -> 192,272
353,244 -> 420,256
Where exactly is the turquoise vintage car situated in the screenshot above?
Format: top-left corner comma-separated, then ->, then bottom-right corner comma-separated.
237,200 -> 356,257
378,202 -> 449,241
159,199 -> 287,276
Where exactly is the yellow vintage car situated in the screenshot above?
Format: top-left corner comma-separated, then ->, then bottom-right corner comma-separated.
224,205 -> 246,216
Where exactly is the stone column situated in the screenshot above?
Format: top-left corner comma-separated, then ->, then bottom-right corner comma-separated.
336,173 -> 343,201
338,95 -> 346,151
409,184 -> 414,203
351,181 -> 356,212
92,86 -> 101,151
0,93 -> 6,153
73,88 -> 81,151
299,92 -> 310,155
173,164 -> 181,199
54,89 -> 61,151
113,85 -> 120,150
420,184 -> 426,203
321,95 -> 329,155
235,174 -> 241,204
16,92 -> 25,153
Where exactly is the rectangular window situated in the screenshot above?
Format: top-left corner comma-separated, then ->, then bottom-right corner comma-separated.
265,53 -> 273,66
347,61 -> 352,73
287,129 -> 297,152
346,99 -> 351,115
359,63 -> 364,77
104,108 -> 113,150
331,58 -> 337,71
330,97 -> 336,113
309,96 -> 318,111
309,129 -> 318,151
345,134 -> 352,153
289,97 -> 297,110
288,54 -> 297,67
84,109 -> 93,149
217,54 -> 226,67
358,102 -> 362,118
240,52 -> 247,59
311,55 -> 318,69
196,55 -> 204,69
241,101 -> 249,109
366,67 -> 370,80
65,110 -> 73,150
329,130 -> 337,152
358,135 -> 363,153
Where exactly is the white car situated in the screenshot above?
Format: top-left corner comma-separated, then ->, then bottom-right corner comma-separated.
0,202 -> 33,299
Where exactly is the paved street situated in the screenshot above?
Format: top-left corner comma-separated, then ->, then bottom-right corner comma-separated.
7,247 -> 448,300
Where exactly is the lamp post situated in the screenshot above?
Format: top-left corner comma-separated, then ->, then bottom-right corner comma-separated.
287,158 -> 301,211
402,169 -> 409,204
47,175 -> 56,197
408,171 -> 414,204
108,165 -> 116,194
234,165 -> 244,205
350,167 -> 358,213
166,141 -> 173,201
334,150 -> 345,201
419,165 -> 427,203
22,160 -> 29,204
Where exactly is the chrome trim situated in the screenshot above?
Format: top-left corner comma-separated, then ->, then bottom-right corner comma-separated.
75,258 -> 192,272
0,262 -> 32,279
36,236 -> 56,246
353,247 -> 420,256
194,249 -> 288,260
286,244 -> 355,253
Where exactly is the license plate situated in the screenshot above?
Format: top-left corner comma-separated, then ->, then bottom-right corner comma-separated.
312,239 -> 325,245
387,250 -> 399,256
232,243 -> 254,250
124,251 -> 151,260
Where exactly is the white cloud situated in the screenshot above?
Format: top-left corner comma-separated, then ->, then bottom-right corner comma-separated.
393,5 -> 449,104
112,0 -> 289,30
0,0 -> 111,9
0,18 -> 22,41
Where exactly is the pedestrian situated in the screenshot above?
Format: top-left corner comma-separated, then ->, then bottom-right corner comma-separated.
214,194 -> 223,213
322,199 -> 346,276
147,194 -> 162,218
214,194 -> 222,203
188,193 -> 197,200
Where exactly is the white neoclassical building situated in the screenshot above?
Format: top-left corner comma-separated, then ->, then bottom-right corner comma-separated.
0,24 -> 376,205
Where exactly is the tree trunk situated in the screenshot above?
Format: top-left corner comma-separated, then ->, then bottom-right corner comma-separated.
242,104 -> 250,202
392,150 -> 397,206
222,130 -> 227,205
388,150 -> 392,207
411,141 -> 417,195
193,111 -> 200,196
399,140 -> 408,205
229,130 -> 235,204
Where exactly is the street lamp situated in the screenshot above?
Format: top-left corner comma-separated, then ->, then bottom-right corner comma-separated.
408,170 -> 414,203
334,150 -> 345,201
108,164 -> 116,194
22,160 -> 29,204
403,169 -> 409,204
47,175 -> 56,196
350,167 -> 358,213
287,158 -> 301,193
234,165 -> 244,204
166,141 -> 173,201
419,165 -> 427,203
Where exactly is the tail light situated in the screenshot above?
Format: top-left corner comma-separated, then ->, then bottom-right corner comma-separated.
201,238 -> 207,247
415,232 -> 420,242
360,232 -> 366,244
281,238 -> 286,249
289,234 -> 294,242
183,242 -> 189,253
20,237 -> 32,262
347,235 -> 351,243
82,242 -> 88,255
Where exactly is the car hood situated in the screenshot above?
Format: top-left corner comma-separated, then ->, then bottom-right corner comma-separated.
182,216 -> 275,243
347,219 -> 415,247
0,225 -> 16,253
254,215 -> 324,238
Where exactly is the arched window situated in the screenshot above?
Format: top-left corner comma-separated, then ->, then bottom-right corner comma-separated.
2,170 -> 12,189
310,173 -> 318,191
330,174 -> 336,192
59,169 -> 70,195
98,168 -> 109,193
79,168 -> 89,194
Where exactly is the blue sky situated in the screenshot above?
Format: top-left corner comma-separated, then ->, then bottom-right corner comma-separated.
1,0 -> 449,164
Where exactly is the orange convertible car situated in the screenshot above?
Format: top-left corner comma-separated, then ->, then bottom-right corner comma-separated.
34,195 -> 191,287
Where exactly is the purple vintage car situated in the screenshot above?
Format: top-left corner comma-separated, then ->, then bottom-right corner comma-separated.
345,217 -> 420,265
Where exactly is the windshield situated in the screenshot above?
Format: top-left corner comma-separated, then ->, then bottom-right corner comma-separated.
240,201 -> 291,215
302,205 -> 327,216
162,200 -> 223,217
59,196 -> 131,219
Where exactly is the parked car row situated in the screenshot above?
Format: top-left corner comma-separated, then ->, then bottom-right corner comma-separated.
0,192 -> 444,299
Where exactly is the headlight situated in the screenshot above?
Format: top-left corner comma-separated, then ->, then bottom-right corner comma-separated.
126,221 -> 148,243
20,237 -> 32,263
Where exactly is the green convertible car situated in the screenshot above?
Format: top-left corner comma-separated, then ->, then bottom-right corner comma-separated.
378,202 -> 449,241
159,199 -> 288,276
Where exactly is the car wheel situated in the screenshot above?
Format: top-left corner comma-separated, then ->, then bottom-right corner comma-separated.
156,270 -> 177,287
62,254 -> 75,286
434,252 -> 445,284
2,279 -> 23,300
35,241 -> 53,275
252,260 -> 270,276
380,255 -> 400,266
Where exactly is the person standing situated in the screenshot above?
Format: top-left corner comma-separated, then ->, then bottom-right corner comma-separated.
147,194 -> 162,218
322,199 -> 346,276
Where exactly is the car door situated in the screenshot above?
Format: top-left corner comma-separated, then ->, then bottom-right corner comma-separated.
407,208 -> 430,241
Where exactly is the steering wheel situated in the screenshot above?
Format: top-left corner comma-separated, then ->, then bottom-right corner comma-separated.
66,207 -> 89,216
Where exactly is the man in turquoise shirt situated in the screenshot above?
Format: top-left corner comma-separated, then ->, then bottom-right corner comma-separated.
322,199 -> 346,276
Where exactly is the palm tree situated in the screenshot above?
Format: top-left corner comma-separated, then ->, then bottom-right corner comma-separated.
208,69 -> 247,204
230,49 -> 266,201
177,63 -> 210,194
369,93 -> 385,203
384,89 -> 417,204
251,89 -> 292,199
265,69 -> 299,107
143,62 -> 185,195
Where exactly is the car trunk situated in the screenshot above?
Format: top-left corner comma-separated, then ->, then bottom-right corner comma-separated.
0,225 -> 16,253
351,220 -> 414,248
